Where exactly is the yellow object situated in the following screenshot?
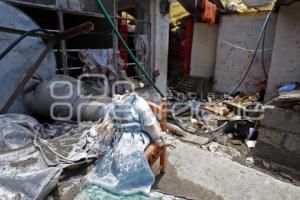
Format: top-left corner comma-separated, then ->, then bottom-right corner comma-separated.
170,1 -> 190,26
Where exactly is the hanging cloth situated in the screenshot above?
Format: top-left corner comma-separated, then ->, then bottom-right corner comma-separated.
201,0 -> 217,24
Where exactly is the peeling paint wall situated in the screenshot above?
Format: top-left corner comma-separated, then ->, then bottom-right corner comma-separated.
264,2 -> 300,101
213,13 -> 277,95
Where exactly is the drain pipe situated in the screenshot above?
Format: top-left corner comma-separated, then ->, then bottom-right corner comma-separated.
95,0 -> 165,97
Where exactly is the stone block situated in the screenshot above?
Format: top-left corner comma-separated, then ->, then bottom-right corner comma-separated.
254,142 -> 300,170
257,127 -> 284,148
261,107 -> 300,134
284,134 -> 300,153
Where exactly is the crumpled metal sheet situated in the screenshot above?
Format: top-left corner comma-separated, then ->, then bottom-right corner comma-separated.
34,123 -> 99,166
0,114 -> 40,152
0,144 -> 62,200
0,115 -> 101,199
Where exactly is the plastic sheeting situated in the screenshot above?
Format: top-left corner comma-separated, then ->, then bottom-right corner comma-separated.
87,123 -> 154,195
105,93 -> 164,144
86,93 -> 164,196
0,145 -> 62,200
0,114 -> 100,199
0,114 -> 62,199
34,123 -> 99,166
0,93 -> 164,198
0,114 -> 40,152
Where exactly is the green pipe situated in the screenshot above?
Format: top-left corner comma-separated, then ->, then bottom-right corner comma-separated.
95,0 -> 165,97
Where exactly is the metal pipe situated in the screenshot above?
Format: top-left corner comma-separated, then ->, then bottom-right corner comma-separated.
0,26 -> 50,39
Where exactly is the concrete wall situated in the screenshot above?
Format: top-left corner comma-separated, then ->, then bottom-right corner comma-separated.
151,0 -> 169,94
255,96 -> 300,171
264,2 -> 300,101
190,23 -> 218,78
213,13 -> 277,95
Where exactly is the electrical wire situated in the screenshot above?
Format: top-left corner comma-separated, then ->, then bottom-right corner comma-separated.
261,16 -> 269,78
173,118 -> 228,135
228,8 -> 274,96
0,29 -> 50,60
219,39 -> 273,52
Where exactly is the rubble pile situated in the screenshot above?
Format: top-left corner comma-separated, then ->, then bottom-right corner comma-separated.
166,87 -> 264,164
0,93 -> 172,199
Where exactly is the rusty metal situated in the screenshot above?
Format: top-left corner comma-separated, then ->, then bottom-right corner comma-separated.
0,26 -> 51,39
52,22 -> 94,40
0,22 -> 93,41
0,22 -> 94,114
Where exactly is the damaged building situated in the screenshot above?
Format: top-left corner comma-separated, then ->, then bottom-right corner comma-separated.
0,0 -> 300,200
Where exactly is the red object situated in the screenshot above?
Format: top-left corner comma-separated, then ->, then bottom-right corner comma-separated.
201,0 -> 217,24
182,17 -> 194,76
118,19 -> 129,69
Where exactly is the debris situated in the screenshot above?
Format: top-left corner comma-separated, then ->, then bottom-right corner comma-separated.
246,140 -> 257,148
203,103 -> 231,116
293,105 -> 300,111
280,173 -> 295,182
167,123 -> 188,137
262,161 -> 271,170
187,92 -> 197,99
191,118 -> 198,123
227,133 -> 234,140
216,135 -> 229,146
0,92 -> 167,198
278,83 -> 298,93
218,145 -> 242,159
248,128 -> 255,140
230,140 -> 244,146
209,142 -> 219,152
0,114 -> 39,151
226,1 -> 239,12
246,157 -> 254,168
220,0 -> 276,13
0,114 -> 64,199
